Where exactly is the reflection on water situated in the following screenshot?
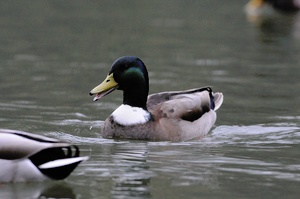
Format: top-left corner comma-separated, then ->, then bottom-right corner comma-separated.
0,182 -> 76,199
0,0 -> 300,198
70,142 -> 153,198
109,144 -> 151,198
61,122 -> 300,198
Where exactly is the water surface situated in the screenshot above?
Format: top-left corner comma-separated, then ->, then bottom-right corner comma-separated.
0,1 -> 300,198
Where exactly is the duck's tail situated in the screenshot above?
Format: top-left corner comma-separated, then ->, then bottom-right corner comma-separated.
212,92 -> 223,111
30,145 -> 89,180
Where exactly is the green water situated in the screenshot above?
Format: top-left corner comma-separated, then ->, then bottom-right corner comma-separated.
1,1 -> 300,198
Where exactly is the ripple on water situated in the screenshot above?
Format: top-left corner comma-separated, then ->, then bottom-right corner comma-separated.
211,123 -> 300,145
206,123 -> 300,183
42,121 -> 300,195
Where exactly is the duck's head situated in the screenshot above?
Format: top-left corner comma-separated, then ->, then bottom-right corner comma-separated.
246,0 -> 299,14
247,0 -> 265,8
90,56 -> 149,109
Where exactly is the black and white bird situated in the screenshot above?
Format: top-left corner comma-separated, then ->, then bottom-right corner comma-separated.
0,129 -> 88,183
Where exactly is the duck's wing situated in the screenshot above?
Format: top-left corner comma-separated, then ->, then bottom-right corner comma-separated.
147,87 -> 223,121
146,87 -> 223,141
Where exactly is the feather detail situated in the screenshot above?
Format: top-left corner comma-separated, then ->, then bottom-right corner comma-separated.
0,129 -> 88,183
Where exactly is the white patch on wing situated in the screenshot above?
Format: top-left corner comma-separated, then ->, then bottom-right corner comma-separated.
112,104 -> 151,126
39,156 -> 89,169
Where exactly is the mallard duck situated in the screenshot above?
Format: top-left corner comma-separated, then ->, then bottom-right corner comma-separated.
0,129 -> 88,183
89,56 -> 223,141
245,0 -> 300,15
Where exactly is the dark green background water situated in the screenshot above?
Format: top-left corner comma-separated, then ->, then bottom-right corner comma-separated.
1,1 -> 300,198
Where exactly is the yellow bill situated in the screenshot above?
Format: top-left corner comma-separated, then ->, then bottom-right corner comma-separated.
89,73 -> 118,101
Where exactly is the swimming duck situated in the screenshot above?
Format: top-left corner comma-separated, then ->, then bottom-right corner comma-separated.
0,129 -> 88,183
245,0 -> 300,15
89,56 -> 223,141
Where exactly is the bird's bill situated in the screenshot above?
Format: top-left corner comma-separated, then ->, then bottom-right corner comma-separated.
89,73 -> 118,101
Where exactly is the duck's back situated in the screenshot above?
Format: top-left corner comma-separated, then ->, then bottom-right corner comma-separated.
147,87 -> 223,141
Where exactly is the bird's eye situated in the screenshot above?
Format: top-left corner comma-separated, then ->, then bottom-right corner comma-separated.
106,79 -> 110,82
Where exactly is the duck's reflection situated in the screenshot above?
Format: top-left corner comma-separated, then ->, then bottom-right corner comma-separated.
0,181 -> 76,199
39,182 -> 76,199
103,141 -> 221,198
109,142 -> 152,198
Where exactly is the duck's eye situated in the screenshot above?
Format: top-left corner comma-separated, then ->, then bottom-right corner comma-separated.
106,79 -> 110,82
